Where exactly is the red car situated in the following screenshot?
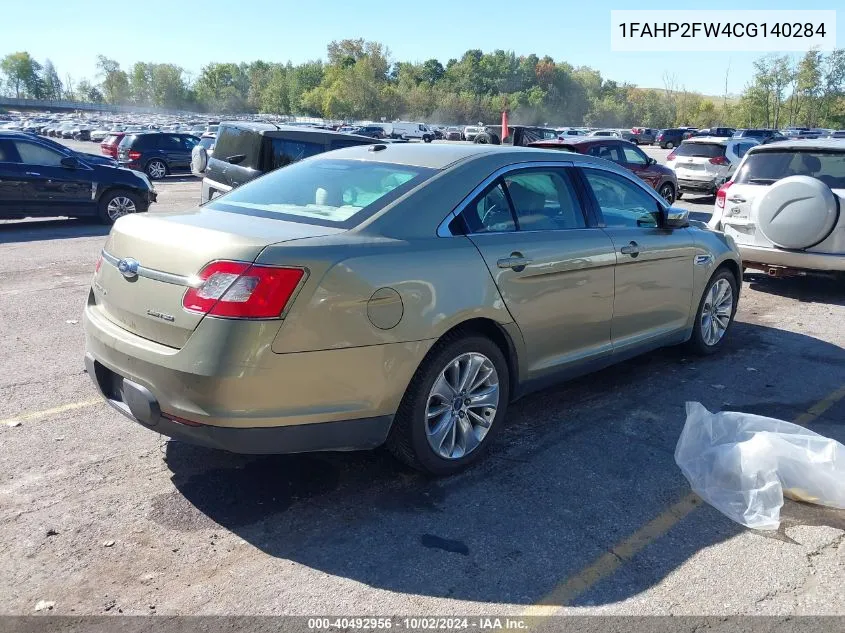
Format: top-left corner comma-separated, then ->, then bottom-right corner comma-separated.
528,138 -> 679,204
100,132 -> 126,159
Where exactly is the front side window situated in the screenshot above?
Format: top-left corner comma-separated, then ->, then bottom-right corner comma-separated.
206,158 -> 434,227
13,141 -> 64,166
582,169 -> 661,228
622,145 -> 648,166
503,170 -> 586,230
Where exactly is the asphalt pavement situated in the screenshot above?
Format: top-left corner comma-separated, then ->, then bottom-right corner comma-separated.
0,138 -> 843,618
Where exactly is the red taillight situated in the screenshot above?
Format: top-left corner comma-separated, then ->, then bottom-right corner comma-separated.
716,180 -> 733,209
709,155 -> 730,166
182,261 -> 304,319
667,151 -> 677,161
128,150 -> 142,161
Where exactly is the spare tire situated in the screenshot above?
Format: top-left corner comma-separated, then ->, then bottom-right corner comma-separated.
192,146 -> 208,175
753,176 -> 839,250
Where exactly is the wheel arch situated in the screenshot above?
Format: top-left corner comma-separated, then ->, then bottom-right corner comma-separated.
432,317 -> 521,401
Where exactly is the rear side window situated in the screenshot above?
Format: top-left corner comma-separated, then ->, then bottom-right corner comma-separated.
123,134 -> 156,149
267,138 -> 324,170
675,143 -> 726,158
503,170 -> 586,230
735,151 -> 845,188
213,126 -> 262,170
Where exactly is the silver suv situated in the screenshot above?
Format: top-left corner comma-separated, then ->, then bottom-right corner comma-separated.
709,139 -> 845,275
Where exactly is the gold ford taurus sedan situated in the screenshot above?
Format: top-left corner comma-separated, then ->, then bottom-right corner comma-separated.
84,143 -> 741,474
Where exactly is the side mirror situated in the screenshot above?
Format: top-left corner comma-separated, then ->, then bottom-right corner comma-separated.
60,156 -> 80,169
647,157 -> 657,165
664,206 -> 690,229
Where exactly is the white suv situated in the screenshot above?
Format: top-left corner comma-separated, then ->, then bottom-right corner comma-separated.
666,137 -> 758,198
709,139 -> 845,275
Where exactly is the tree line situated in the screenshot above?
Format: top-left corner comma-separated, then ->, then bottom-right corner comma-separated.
1,42 -> 842,129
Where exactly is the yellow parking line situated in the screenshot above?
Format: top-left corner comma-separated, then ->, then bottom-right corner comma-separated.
524,384 -> 845,616
1,398 -> 102,426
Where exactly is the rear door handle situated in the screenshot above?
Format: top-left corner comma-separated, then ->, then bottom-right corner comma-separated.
620,241 -> 640,257
497,253 -> 532,271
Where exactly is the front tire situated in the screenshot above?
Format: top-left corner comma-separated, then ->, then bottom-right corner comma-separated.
387,334 -> 510,475
659,182 -> 676,205
687,269 -> 738,355
146,159 -> 167,180
97,189 -> 141,225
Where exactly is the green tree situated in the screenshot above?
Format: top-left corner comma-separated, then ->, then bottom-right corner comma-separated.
41,59 -> 62,101
0,51 -> 42,98
96,55 -> 130,104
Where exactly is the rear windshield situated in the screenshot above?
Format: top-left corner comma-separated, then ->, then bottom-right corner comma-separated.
734,150 -> 845,188
674,142 -> 726,158
213,125 -> 262,170
206,158 -> 436,227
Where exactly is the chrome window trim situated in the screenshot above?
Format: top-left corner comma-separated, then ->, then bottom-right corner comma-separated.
101,250 -> 202,288
437,160 -> 576,237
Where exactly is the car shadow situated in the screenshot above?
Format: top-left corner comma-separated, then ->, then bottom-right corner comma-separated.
0,218 -> 109,243
156,321 -> 845,607
745,272 -> 845,307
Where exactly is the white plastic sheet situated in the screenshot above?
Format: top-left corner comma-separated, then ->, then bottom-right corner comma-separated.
675,402 -> 845,530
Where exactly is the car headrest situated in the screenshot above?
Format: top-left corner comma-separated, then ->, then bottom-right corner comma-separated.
800,154 -> 821,172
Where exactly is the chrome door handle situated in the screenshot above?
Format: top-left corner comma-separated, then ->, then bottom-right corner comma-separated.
25,171 -> 41,177
620,241 -> 640,257
497,254 -> 532,271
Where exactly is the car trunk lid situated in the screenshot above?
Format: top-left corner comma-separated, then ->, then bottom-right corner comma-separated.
91,208 -> 342,348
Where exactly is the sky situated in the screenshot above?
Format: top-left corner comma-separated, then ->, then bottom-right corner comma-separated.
1,0 -> 842,96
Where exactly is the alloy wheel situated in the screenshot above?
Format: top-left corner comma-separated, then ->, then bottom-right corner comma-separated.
660,183 -> 676,205
700,279 -> 733,346
106,196 -> 137,221
147,161 -> 166,179
425,352 -> 499,460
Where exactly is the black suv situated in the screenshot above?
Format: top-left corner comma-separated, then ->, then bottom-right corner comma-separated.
472,125 -> 558,145
733,129 -> 787,144
202,123 -> 376,203
0,132 -> 156,223
117,132 -> 200,180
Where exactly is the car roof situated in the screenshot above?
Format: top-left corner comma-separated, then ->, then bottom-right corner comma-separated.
747,138 -> 845,153
317,142 -> 635,171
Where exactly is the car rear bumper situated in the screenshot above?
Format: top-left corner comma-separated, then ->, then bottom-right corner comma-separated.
676,177 -> 719,193
738,244 -> 845,272
85,353 -> 392,453
201,177 -> 232,203
83,299 -> 432,452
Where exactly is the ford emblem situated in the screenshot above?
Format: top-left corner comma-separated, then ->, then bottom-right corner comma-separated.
117,257 -> 139,280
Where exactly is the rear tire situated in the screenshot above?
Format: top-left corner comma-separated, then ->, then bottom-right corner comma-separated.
145,159 -> 167,180
665,141 -> 674,149
97,189 -> 141,225
474,134 -> 490,144
687,268 -> 738,356
387,333 -> 510,476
